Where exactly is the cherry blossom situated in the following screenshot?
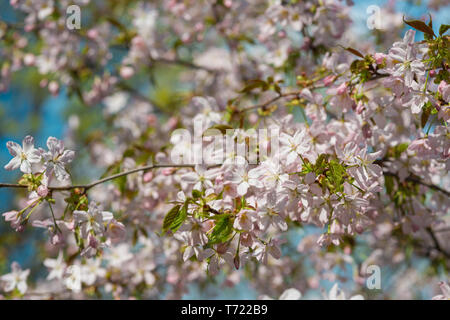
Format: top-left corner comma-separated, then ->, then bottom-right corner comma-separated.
0,262 -> 30,295
0,0 -> 448,301
4,135 -> 41,173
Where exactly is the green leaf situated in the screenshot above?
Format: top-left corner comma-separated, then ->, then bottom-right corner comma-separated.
403,16 -> 435,37
327,159 -> 346,191
394,143 -> 409,157
314,154 -> 329,174
439,24 -> 450,36
208,214 -> 234,245
385,174 -> 394,196
192,189 -> 202,199
162,204 -> 187,234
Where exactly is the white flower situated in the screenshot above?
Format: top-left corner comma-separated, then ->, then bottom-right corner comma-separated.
65,264 -> 82,292
4,135 -> 41,173
226,164 -> 263,196
388,30 -> 425,87
44,251 -> 66,281
0,262 -> 30,294
81,259 -> 106,286
327,283 -> 364,300
105,244 -> 133,268
280,129 -> 311,165
73,202 -> 114,238
181,164 -> 220,191
42,137 -> 75,181
260,288 -> 302,300
255,159 -> 290,189
432,281 -> 450,300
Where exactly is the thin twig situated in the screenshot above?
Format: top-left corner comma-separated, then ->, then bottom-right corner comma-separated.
426,227 -> 450,259
383,171 -> 450,197
0,164 -> 195,192
240,91 -> 301,112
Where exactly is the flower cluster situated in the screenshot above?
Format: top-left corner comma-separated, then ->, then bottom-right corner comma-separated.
0,0 -> 449,300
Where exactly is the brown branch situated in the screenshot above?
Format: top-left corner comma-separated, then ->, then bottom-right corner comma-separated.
0,164 -> 195,192
240,91 -> 302,113
426,227 -> 450,259
383,171 -> 450,197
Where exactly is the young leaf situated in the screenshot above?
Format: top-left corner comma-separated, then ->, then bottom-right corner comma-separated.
162,204 -> 187,234
327,160 -> 345,191
403,16 -> 435,37
344,47 -> 364,58
385,174 -> 394,196
192,189 -> 202,199
208,214 -> 233,245
439,24 -> 449,36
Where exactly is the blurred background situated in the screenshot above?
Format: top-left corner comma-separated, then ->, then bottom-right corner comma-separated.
0,0 -> 449,299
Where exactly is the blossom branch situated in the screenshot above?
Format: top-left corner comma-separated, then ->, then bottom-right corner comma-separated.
426,227 -> 450,259
0,164 -> 195,192
383,171 -> 450,197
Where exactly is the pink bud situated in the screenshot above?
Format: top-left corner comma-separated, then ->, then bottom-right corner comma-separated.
51,233 -> 63,245
234,255 -> 240,270
40,79 -> 48,88
356,101 -> 365,114
86,29 -> 99,39
120,66 -> 135,79
37,185 -> 49,198
162,168 -> 175,176
23,53 -> 35,66
2,210 -> 18,221
322,75 -> 336,86
373,52 -> 386,64
48,81 -> 59,96
278,30 -> 287,38
248,113 -> 258,124
143,171 -> 154,183
429,69 -> 436,77
336,82 -> 347,95
147,114 -> 157,126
